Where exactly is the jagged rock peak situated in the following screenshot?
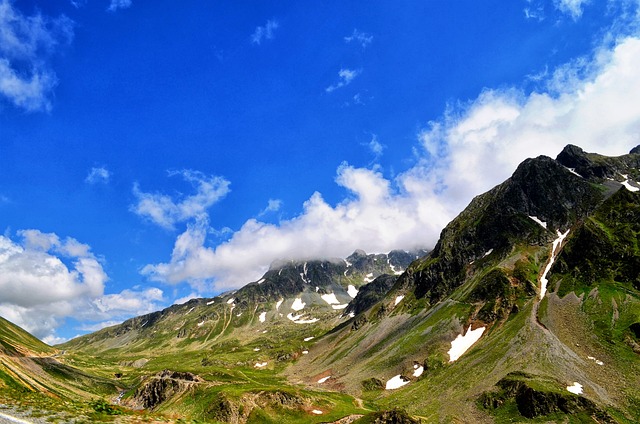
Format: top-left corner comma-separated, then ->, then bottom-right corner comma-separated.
631,144 -> 640,154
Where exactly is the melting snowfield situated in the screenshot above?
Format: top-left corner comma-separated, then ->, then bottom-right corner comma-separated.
259,312 -> 266,323
528,215 -> 547,229
385,375 -> 409,390
566,382 -> 583,394
347,284 -> 359,298
291,298 -> 305,311
448,325 -> 486,362
413,364 -> 424,377
321,293 -> 340,305
540,229 -> 570,299
394,295 -> 404,306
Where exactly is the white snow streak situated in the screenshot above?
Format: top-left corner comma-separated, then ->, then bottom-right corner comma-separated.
540,229 -> 570,299
254,362 -> 268,368
483,249 -> 493,257
206,300 -> 215,305
332,304 -> 348,310
528,216 -> 548,229
304,336 -> 314,341
226,298 -> 235,304
275,299 -> 283,310
259,311 -> 266,323
394,295 -> 404,306
317,376 -> 331,383
311,410 -> 323,415
448,325 -> 486,362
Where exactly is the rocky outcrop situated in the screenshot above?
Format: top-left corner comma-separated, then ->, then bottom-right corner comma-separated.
354,409 -> 422,423
480,372 -> 614,421
127,370 -> 203,410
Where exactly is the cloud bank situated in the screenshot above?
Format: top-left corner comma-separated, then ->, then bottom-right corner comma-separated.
0,230 -> 164,343
145,25 -> 640,293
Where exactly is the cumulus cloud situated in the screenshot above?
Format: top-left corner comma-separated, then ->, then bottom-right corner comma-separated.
143,27 -> 640,293
0,0 -> 73,112
258,199 -> 282,217
85,166 -> 110,184
0,230 -> 164,342
131,170 -> 230,230
108,0 -> 132,12
344,29 -> 373,48
326,68 -> 361,93
251,19 -> 279,45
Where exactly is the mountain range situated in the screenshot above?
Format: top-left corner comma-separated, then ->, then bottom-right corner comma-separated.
1,144 -> 639,423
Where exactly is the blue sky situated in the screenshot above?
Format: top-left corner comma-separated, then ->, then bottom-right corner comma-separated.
1,0 -> 640,343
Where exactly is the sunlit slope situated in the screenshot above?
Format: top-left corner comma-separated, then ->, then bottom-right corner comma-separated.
287,145 -> 640,422
0,316 -> 118,402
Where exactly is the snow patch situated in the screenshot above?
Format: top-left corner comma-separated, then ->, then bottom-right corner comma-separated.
567,382 -> 583,394
332,304 -> 348,310
253,348 -> 260,351
291,298 -> 305,311
186,307 -> 195,314
302,350 -> 309,354
540,229 -> 570,299
304,336 -> 315,341
317,376 -> 331,384
275,299 -> 283,310
528,216 -> 548,229
321,293 -> 340,305
448,325 -> 486,362
385,375 -> 409,390
347,284 -> 359,298
197,321 -> 205,327
413,366 -> 424,378
587,356 -> 604,366
287,312 -> 319,324
206,300 -> 215,305
257,278 -> 265,285
227,298 -> 235,304
348,312 -> 355,318
364,273 -> 375,283
254,362 -> 268,368
394,295 -> 404,306
259,312 -> 266,323
311,410 -> 323,415
483,249 -> 493,257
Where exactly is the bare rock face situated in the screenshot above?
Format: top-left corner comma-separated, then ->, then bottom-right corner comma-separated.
127,369 -> 203,410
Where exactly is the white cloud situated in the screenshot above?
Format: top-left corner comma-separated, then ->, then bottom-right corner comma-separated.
344,29 -> 373,48
108,0 -> 132,12
0,0 -> 73,112
555,0 -> 589,19
143,29 -> 640,294
131,170 -> 230,230
85,166 -> 110,184
326,68 -> 361,93
251,19 -> 279,45
173,292 -> 200,305
0,230 -> 165,342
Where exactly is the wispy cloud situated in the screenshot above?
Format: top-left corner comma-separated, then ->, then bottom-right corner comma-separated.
251,19 -> 279,45
326,68 -> 361,93
85,166 -> 110,184
143,28 -> 640,293
258,199 -> 282,217
367,134 -> 385,158
131,170 -> 231,230
524,0 -> 545,21
555,0 -> 589,20
108,0 -> 132,12
0,0 -> 74,112
344,29 -> 373,48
